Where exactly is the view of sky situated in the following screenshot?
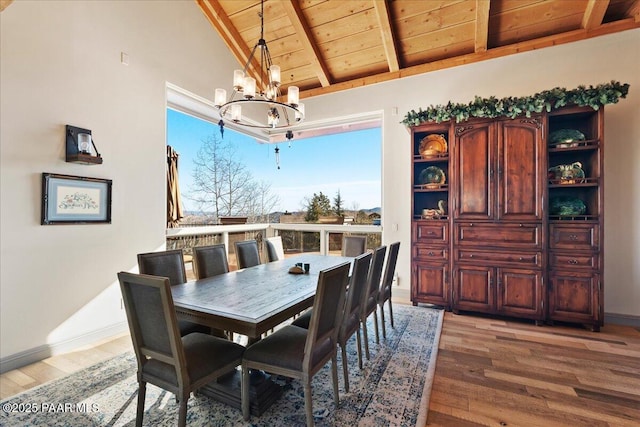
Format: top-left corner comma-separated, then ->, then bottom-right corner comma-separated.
166,109 -> 381,213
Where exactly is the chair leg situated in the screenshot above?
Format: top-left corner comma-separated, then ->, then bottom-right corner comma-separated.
177,392 -> 188,427
355,328 -> 363,369
241,365 -> 251,421
361,319 -> 370,360
340,344 -> 350,393
379,301 -> 387,340
135,381 -> 147,427
373,310 -> 380,344
303,378 -> 314,427
388,298 -> 394,328
331,355 -> 340,406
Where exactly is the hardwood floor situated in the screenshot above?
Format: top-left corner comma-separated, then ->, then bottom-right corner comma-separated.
1,311 -> 639,427
428,312 -> 640,426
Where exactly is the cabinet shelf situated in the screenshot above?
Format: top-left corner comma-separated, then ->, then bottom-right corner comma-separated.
548,178 -> 599,187
413,154 -> 449,162
548,139 -> 599,152
549,215 -> 598,221
413,185 -> 448,192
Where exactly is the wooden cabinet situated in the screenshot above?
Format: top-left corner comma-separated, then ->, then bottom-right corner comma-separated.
410,106 -> 604,331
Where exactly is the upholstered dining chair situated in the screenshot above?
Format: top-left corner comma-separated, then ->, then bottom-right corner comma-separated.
265,236 -> 285,262
293,252 -> 372,392
137,249 -> 211,337
378,241 -> 400,340
117,272 -> 245,427
342,235 -> 367,257
241,261 -> 351,427
192,243 -> 229,279
360,245 -> 386,360
234,239 -> 261,269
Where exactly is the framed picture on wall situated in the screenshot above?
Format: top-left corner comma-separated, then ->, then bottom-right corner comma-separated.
41,173 -> 112,225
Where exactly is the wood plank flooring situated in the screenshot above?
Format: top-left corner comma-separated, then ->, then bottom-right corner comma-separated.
1,309 -> 639,427
427,312 -> 640,426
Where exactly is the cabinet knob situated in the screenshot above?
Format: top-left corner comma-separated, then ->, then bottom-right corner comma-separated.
519,257 -> 524,261
469,254 -> 474,258
568,259 -> 579,265
569,234 -> 578,241
428,251 -> 435,256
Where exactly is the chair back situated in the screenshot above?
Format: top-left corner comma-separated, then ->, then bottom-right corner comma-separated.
380,242 -> 400,301
304,262 -> 351,369
137,249 -> 186,286
192,244 -> 229,279
118,272 -> 186,382
342,235 -> 367,257
234,239 -> 261,269
341,252 -> 372,337
265,236 -> 285,262
362,245 -> 386,312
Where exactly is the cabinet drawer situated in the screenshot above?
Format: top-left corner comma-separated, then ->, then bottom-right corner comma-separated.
414,245 -> 449,261
549,223 -> 599,251
455,249 -> 542,268
455,222 -> 542,250
549,252 -> 599,270
413,221 -> 449,244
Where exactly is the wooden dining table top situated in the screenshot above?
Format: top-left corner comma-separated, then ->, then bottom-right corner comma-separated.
172,254 -> 353,339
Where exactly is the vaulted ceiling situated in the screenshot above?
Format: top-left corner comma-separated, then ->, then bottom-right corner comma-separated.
198,0 -> 640,99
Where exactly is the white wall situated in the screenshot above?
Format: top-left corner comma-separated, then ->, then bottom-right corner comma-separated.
0,0 -> 237,363
1,0 -> 638,366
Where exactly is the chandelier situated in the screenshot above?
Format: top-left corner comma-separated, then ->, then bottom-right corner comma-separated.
214,0 -> 305,130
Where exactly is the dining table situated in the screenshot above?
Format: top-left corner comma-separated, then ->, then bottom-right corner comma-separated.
171,253 -> 354,415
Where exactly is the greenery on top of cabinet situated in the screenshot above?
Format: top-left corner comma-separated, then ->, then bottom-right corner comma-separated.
402,81 -> 630,126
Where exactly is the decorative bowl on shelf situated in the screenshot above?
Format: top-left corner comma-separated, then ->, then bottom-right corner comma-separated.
419,166 -> 446,188
549,196 -> 587,216
422,200 -> 447,219
419,134 -> 447,158
549,129 -> 586,148
548,161 -> 586,184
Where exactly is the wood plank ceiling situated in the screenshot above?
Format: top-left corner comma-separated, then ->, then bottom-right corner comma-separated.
198,0 -> 640,99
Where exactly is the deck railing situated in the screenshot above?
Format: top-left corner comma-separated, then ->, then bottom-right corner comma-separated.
166,223 -> 382,269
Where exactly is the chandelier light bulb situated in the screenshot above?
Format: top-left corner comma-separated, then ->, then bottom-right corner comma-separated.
269,65 -> 281,86
233,70 -> 245,91
214,88 -> 227,106
231,104 -> 242,122
244,77 -> 256,99
287,86 -> 299,106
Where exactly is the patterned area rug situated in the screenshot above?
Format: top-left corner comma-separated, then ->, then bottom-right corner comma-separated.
1,305 -> 443,426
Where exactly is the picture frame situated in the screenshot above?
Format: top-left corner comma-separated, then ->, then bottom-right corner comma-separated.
41,173 -> 112,225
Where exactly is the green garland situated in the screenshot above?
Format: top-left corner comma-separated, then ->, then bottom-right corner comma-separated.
402,81 -> 630,126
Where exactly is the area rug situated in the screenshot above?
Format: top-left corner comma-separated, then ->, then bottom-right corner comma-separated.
1,305 -> 443,426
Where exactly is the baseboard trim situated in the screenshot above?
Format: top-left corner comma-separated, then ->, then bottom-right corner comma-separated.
605,312 -> 640,327
0,322 -> 129,374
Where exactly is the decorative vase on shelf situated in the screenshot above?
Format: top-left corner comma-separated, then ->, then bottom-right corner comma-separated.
548,161 -> 585,184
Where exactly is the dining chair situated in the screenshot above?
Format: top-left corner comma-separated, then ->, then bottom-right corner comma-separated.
292,252 -> 372,392
234,239 -> 261,269
241,261 -> 351,427
360,245 -> 386,360
265,236 -> 285,262
137,249 -> 212,336
342,235 -> 367,257
378,242 -> 400,340
117,272 -> 245,427
192,243 -> 229,279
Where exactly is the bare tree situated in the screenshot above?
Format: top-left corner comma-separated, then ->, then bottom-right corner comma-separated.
187,134 -> 279,222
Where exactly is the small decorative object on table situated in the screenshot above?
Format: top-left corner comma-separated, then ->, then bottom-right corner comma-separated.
548,161 -> 586,184
548,129 -> 586,148
549,197 -> 587,216
419,134 -> 447,158
419,166 -> 446,188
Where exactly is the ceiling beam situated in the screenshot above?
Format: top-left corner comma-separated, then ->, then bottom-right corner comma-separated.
373,0 -> 400,72
196,0 -> 262,83
631,0 -> 640,22
301,19 -> 640,100
281,0 -> 331,87
582,0 -> 610,30
474,0 -> 491,53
